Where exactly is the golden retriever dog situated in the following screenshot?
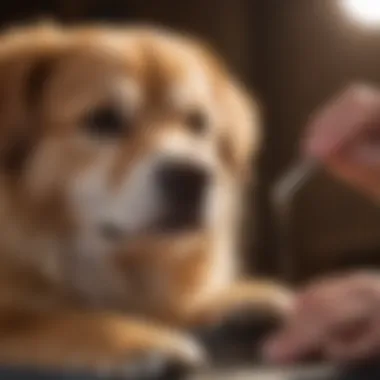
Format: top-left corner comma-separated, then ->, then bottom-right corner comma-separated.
0,22 -> 291,378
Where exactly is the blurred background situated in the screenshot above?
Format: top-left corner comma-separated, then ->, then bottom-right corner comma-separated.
1,0 -> 380,285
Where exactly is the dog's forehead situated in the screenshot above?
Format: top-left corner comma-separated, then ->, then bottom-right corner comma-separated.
42,30 -> 219,122
123,33 -> 214,104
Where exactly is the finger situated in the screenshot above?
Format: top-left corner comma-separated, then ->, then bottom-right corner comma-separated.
296,272 -> 356,307
263,330 -> 323,364
294,280 -> 354,331
267,287 -> 370,362
326,316 -> 380,361
263,306 -> 334,363
323,293 -> 380,361
297,272 -> 380,318
326,150 -> 380,199
303,84 -> 380,159
265,274 -> 380,363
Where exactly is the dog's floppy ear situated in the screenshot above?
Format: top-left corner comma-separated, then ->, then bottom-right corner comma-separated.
219,78 -> 262,181
185,37 -> 261,179
0,52 -> 56,175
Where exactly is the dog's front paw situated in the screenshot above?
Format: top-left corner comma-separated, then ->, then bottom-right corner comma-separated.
85,332 -> 205,380
195,308 -> 283,366
192,282 -> 293,366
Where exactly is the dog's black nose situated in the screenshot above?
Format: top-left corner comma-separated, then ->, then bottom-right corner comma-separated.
157,161 -> 209,208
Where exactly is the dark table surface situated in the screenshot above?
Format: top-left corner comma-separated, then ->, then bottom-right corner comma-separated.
0,362 -> 379,380
195,362 -> 380,380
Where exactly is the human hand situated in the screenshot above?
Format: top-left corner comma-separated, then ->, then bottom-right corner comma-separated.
303,84 -> 380,200
264,272 -> 380,364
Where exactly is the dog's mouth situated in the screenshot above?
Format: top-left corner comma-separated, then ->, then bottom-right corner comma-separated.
99,209 -> 203,242
151,208 -> 203,233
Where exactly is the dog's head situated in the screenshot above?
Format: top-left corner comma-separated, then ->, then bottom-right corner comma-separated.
0,24 -> 261,306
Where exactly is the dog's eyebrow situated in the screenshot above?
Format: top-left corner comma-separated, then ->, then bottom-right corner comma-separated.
24,57 -> 56,109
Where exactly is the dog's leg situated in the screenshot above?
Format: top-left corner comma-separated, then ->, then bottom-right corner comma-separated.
187,280 -> 293,365
0,311 -> 205,379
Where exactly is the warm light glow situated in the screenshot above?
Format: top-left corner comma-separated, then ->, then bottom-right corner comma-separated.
342,0 -> 380,27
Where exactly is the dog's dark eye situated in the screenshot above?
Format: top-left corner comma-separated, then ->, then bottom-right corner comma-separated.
84,106 -> 127,138
185,109 -> 209,135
